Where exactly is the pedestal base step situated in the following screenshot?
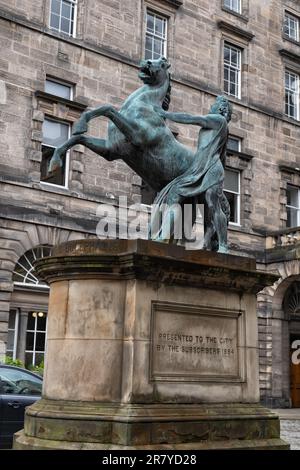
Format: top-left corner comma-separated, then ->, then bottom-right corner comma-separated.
14,431 -> 289,450
14,401 -> 289,450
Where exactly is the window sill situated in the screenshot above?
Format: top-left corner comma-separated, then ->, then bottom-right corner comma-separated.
224,94 -> 243,106
284,114 -> 300,125
229,222 -> 241,228
279,164 -> 300,175
227,149 -> 253,162
218,20 -> 254,42
221,5 -> 249,23
282,34 -> 300,48
39,181 -> 71,195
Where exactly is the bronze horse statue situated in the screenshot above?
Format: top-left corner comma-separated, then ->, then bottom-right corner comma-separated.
49,57 -> 231,251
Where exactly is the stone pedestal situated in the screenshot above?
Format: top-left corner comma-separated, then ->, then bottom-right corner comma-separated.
14,240 -> 288,449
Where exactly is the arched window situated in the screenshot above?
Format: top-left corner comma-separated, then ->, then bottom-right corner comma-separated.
283,281 -> 300,316
12,246 -> 51,288
8,246 -> 51,365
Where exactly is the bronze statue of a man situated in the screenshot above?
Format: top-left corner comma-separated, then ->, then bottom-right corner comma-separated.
152,96 -> 232,253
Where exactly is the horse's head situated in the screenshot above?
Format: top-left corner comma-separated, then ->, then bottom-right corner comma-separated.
138,57 -> 171,86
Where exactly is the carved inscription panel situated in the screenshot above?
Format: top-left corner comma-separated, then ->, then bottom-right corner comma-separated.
150,302 -> 245,383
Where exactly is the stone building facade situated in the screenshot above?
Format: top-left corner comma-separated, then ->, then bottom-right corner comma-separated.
0,0 -> 300,407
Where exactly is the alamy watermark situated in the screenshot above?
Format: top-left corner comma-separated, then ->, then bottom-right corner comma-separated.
291,339 -> 300,365
95,196 -> 204,249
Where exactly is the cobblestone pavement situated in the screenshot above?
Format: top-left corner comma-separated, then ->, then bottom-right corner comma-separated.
273,409 -> 300,450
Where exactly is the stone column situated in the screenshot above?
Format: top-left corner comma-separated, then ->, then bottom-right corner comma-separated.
17,310 -> 28,364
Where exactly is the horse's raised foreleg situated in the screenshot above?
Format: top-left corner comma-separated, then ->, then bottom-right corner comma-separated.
49,135 -> 116,172
73,106 -> 113,135
73,105 -> 143,146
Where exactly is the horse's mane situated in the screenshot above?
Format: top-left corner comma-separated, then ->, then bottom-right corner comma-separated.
162,73 -> 171,111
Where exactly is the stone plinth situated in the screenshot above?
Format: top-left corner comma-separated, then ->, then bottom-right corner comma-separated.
14,240 -> 289,449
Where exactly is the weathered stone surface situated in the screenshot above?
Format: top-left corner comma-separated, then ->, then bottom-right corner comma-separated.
14,239 -> 288,450
16,401 -> 288,449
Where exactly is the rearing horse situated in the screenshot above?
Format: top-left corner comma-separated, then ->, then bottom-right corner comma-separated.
50,57 -> 194,192
49,57 -> 229,251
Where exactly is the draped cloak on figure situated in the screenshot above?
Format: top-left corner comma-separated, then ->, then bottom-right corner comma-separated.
150,114 -> 229,240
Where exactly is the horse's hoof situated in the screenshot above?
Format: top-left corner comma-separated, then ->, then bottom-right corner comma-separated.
48,152 -> 63,172
218,245 -> 228,254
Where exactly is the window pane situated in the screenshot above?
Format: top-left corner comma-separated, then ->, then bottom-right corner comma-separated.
224,47 -> 230,63
50,0 -> 76,37
154,37 -> 162,56
35,333 -> 46,352
61,17 -> 70,34
41,145 -> 66,186
50,13 -> 60,30
7,331 -> 15,351
145,10 -> 167,59
285,71 -> 299,119
227,137 -> 241,152
34,353 -> 45,367
230,81 -> 237,97
224,191 -> 238,223
287,207 -> 298,228
61,1 -> 71,19
37,313 -> 47,331
27,312 -> 36,330
224,170 -> 239,193
147,13 -> 154,33
25,352 -> 33,367
26,332 -> 34,351
287,186 -> 299,207
51,0 -> 61,16
285,13 -> 299,41
224,44 -> 241,98
42,119 -> 69,147
45,79 -> 71,99
155,17 -> 165,37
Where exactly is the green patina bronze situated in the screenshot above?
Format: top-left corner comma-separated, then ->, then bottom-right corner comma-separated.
49,58 -> 232,252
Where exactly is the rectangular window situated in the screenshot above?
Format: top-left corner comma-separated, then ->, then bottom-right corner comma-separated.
224,43 -> 241,99
224,169 -> 240,225
6,310 -> 19,360
227,136 -> 242,152
284,12 -> 299,42
224,0 -> 241,14
286,185 -> 300,228
50,0 -> 77,37
145,10 -> 167,60
45,78 -> 73,100
40,118 -> 70,187
285,70 -> 300,120
25,311 -> 47,367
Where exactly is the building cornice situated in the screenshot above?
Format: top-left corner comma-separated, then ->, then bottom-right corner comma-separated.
279,48 -> 300,65
217,20 -> 255,42
279,163 -> 300,175
35,91 -> 87,111
161,0 -> 183,8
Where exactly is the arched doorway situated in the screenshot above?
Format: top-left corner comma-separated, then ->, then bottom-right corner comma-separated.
283,282 -> 300,408
8,246 -> 51,367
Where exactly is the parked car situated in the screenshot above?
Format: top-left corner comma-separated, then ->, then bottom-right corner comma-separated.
0,364 -> 42,449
